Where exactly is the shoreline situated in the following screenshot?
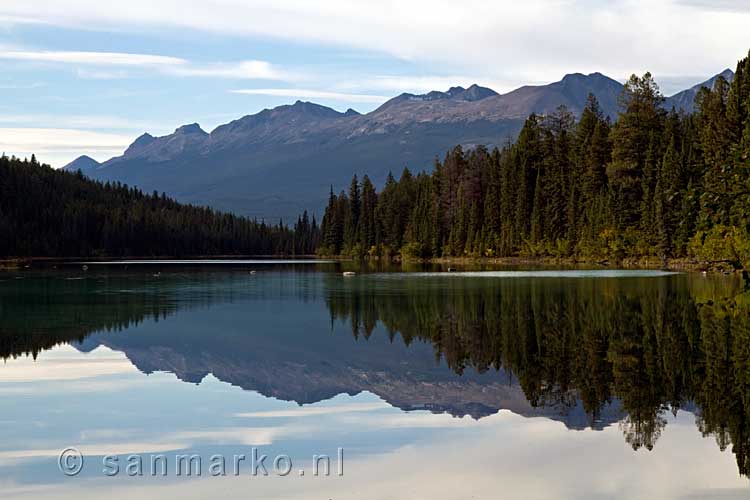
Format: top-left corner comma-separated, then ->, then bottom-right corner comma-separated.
321,254 -> 746,274
0,255 -> 320,270
1,255 -> 744,275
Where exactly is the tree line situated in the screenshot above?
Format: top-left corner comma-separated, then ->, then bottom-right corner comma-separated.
0,155 -> 321,258
320,51 -> 750,266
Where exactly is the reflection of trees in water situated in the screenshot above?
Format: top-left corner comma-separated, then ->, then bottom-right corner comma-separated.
0,270 -> 323,360
325,275 -> 750,476
695,295 -> 750,476
3,272 -> 748,476
0,272 -> 234,360
0,276 -> 178,359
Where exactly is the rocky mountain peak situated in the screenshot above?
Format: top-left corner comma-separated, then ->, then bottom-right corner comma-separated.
62,155 -> 100,172
174,123 -> 207,135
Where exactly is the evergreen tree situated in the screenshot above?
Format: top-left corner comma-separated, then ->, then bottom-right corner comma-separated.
609,73 -> 666,228
359,175 -> 377,251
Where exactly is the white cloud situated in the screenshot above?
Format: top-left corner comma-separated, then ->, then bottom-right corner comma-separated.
676,0 -> 750,12
337,75 -> 524,95
0,49 -> 186,67
0,114 -> 162,131
230,88 -> 388,103
0,1 -> 747,87
169,60 -> 288,80
0,48 -> 297,81
0,127 -> 133,166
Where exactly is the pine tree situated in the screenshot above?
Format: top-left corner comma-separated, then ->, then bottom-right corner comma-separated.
359,175 -> 377,252
609,73 -> 666,228
340,175 -> 361,254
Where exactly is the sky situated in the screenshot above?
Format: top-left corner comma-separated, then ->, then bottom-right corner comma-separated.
0,0 -> 749,168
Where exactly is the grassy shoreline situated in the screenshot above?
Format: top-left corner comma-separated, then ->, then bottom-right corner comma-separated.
321,254 -> 746,274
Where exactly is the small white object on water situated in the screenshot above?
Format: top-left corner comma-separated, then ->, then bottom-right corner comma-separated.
249,270 -> 257,275
342,271 -> 356,276
82,265 -> 88,271
153,272 -> 161,277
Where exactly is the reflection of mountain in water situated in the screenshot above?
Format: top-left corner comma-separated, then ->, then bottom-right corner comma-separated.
2,270 -> 749,476
78,310 -> 623,428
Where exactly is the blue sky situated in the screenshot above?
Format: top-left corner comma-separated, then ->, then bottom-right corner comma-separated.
1,0 -> 749,167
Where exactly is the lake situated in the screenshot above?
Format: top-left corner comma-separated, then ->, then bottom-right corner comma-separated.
1,262 -> 749,499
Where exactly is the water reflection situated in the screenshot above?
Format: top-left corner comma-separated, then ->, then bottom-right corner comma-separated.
1,267 -> 749,488
327,273 -> 750,475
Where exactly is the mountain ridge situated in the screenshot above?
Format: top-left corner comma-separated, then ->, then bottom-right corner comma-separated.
663,68 -> 735,113
64,70 -> 731,221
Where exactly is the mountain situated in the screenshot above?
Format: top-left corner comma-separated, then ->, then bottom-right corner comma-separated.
74,71 -> 715,221
664,69 -> 735,113
62,154 -> 100,173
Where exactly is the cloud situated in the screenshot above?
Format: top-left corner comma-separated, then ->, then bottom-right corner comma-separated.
0,49 -> 296,81
0,127 -> 132,153
0,127 -> 133,167
0,114 -> 162,131
676,0 -> 750,12
337,75 -> 522,94
230,88 -> 388,103
168,60 -> 295,81
0,1 -> 748,86
0,49 -> 186,67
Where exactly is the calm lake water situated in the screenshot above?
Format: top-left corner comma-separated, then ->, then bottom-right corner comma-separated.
1,262 -> 749,499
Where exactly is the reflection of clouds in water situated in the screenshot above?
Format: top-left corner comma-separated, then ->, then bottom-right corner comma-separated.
0,377 -> 155,395
0,442 -> 189,466
1,411 -> 746,500
334,411 -> 481,429
0,424 -> 310,467
234,401 -> 388,418
2,278 -> 749,500
0,345 -> 137,382
0,345 -> 747,499
168,427 -> 300,446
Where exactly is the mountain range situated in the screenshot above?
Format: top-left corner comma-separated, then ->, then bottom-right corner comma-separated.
65,69 -> 733,221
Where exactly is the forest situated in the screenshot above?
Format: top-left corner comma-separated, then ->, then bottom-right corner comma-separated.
320,51 -> 750,267
0,155 -> 320,258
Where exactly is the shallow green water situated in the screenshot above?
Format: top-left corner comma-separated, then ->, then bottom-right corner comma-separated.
1,264 -> 748,499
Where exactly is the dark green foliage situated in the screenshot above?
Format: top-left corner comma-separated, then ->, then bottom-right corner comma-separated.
319,52 -> 750,264
0,155 -> 317,257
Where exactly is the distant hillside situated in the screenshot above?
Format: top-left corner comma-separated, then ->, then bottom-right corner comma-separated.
63,154 -> 100,173
0,155 -> 311,258
664,69 -> 735,113
66,70 -> 727,221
